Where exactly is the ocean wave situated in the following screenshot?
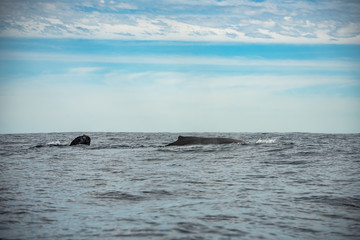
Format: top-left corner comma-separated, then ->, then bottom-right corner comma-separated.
256,139 -> 277,144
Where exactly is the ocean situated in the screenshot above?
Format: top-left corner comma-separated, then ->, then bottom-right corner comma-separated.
0,132 -> 359,239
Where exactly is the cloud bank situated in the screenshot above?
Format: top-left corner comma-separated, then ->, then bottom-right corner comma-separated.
1,0 -> 360,43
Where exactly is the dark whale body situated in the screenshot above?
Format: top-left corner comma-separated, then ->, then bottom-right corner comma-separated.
166,136 -> 245,146
70,135 -> 91,146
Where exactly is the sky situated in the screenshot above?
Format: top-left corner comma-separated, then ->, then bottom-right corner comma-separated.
0,0 -> 359,133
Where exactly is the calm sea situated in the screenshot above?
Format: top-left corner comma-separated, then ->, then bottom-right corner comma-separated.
0,132 -> 359,239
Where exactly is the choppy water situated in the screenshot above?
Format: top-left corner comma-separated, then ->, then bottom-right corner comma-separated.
0,132 -> 359,239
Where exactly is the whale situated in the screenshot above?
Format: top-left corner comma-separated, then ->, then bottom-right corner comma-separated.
166,136 -> 245,146
70,134 -> 91,146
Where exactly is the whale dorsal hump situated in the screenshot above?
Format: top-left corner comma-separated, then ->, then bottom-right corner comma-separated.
178,136 -> 184,140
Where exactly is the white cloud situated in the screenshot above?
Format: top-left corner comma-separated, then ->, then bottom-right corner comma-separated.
115,2 -> 138,10
1,0 -> 360,43
45,18 -> 63,25
68,67 -> 103,74
333,22 -> 360,38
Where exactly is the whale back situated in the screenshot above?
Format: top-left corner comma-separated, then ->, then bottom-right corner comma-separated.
70,135 -> 91,146
166,136 -> 244,146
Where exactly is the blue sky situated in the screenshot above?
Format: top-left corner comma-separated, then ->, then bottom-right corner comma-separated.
0,0 -> 359,133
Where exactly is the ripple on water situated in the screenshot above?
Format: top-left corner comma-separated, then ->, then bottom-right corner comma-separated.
173,221 -> 247,238
93,191 -> 146,201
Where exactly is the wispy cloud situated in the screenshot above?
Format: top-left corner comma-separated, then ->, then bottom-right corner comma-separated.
1,0 -> 359,43
1,69 -> 359,133
2,50 -> 359,72
1,44 -> 358,97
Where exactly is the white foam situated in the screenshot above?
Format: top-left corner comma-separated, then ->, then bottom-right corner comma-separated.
46,140 -> 62,146
256,139 -> 276,144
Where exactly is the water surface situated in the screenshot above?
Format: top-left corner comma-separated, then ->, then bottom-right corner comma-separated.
0,132 -> 359,239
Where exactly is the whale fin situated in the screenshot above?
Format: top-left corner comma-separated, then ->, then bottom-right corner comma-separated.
178,136 -> 184,140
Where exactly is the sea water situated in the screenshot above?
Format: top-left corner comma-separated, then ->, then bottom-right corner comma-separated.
0,132 -> 359,239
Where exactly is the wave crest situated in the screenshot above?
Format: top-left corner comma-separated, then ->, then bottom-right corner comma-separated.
256,139 -> 276,144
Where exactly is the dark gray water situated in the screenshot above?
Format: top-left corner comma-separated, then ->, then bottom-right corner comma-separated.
0,132 -> 359,239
